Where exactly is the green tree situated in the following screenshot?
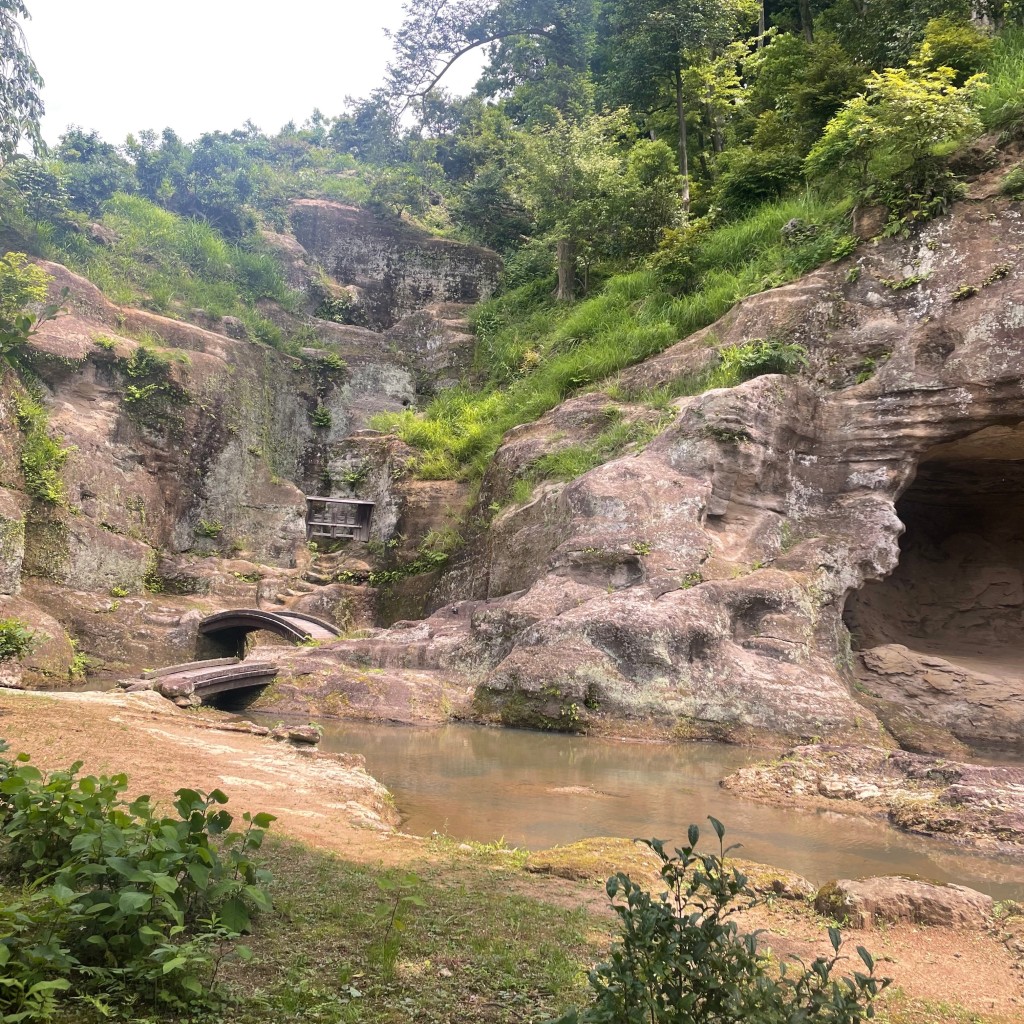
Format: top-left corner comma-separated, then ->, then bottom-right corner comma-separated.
606,0 -> 759,215
0,0 -> 43,167
55,127 -> 136,214
511,109 -> 680,299
385,0 -> 596,119
804,52 -> 984,188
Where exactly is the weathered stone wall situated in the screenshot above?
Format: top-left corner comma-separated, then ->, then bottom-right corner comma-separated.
286,195 -> 1024,749
289,200 -> 501,330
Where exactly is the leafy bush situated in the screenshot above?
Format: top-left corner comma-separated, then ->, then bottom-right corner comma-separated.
553,819 -> 890,1024
805,56 -> 984,190
919,16 -> 994,80
0,252 -> 51,364
13,392 -> 74,505
0,620 -> 35,662
0,751 -> 275,1018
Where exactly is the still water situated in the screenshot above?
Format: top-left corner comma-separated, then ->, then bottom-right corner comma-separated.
254,716 -> 1024,900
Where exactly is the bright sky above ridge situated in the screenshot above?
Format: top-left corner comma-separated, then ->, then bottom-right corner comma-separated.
26,0 -> 483,146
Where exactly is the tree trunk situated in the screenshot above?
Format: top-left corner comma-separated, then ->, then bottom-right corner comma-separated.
556,238 -> 576,302
758,1 -> 765,47
675,67 -> 690,219
697,129 -> 711,179
799,0 -> 814,43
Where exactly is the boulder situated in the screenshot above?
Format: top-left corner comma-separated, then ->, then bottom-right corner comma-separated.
816,876 -> 993,930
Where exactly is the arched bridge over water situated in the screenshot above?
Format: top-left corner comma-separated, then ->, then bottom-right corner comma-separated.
121,609 -> 344,708
197,608 -> 342,658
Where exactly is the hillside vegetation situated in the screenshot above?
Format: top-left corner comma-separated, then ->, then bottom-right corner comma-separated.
1,5 -> 1023,483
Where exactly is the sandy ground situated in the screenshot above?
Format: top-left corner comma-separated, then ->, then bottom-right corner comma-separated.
1,688 -> 1021,1022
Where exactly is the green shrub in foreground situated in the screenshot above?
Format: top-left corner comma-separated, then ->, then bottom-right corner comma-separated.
0,749 -> 275,1019
554,819 -> 890,1024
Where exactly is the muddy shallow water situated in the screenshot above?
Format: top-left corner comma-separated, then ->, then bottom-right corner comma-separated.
248,715 -> 1024,900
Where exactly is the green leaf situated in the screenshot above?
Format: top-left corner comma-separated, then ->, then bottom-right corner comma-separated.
118,890 -> 151,913
218,896 -> 251,934
161,956 -> 188,974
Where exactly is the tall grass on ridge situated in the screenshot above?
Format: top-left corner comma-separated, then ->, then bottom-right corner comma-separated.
374,194 -> 852,481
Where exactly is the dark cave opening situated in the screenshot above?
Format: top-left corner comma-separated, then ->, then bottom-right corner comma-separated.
845,427 -> 1024,676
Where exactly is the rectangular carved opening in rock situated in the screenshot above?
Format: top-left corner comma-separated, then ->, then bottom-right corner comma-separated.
305,496 -> 375,543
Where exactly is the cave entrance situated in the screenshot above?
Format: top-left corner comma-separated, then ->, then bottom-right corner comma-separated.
845,424 -> 1024,678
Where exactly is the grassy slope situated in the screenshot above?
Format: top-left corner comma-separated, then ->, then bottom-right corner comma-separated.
49,194 -> 299,347
372,194 -> 854,482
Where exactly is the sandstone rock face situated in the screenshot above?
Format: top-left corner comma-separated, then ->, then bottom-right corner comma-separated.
817,876 -> 993,930
290,200 -> 501,330
285,196 -> 1024,748
723,743 -> 1024,851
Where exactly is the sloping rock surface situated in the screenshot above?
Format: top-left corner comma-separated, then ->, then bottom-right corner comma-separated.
280,195 -> 1024,746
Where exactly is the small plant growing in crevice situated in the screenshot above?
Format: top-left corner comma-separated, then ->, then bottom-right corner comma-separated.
878,273 -> 929,291
702,425 -> 751,445
0,619 -> 35,662
311,405 -> 332,429
196,519 -> 224,539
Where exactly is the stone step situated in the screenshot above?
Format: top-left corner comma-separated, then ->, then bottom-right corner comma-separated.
302,571 -> 334,586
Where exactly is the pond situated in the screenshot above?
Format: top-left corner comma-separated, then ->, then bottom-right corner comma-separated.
251,715 -> 1024,900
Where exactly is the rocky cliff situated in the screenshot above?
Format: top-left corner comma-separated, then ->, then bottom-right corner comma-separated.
265,191 -> 1024,753
0,204 -> 499,686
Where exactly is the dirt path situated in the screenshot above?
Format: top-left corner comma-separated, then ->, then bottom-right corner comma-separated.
1,688 -> 1021,1022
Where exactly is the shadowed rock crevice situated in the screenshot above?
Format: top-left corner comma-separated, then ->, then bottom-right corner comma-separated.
848,425 -> 1024,752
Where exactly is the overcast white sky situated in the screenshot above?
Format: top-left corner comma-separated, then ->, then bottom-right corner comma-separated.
25,1 -> 483,146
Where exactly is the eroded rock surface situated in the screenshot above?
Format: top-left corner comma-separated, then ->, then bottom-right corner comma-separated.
723,743 -> 1024,852
815,876 -> 994,930
278,196 -> 1024,748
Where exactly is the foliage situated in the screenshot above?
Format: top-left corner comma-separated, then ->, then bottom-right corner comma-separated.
197,519 -> 224,538
553,819 -> 890,1024
1003,163 -> 1024,198
716,338 -> 809,382
13,391 -> 74,505
0,619 -> 34,662
374,194 -> 848,480
918,16 -> 994,79
0,251 -> 53,364
0,0 -> 44,165
805,54 -> 985,189
975,27 -> 1024,135
820,0 -> 973,69
0,752 -> 274,1018
510,110 -> 681,295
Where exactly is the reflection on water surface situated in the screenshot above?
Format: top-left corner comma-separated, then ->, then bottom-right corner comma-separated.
252,717 -> 1024,899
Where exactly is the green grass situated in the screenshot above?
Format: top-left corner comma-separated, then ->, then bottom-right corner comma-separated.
374,194 -> 851,481
977,27 -> 1024,136
51,193 -> 300,348
213,838 -> 592,1024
